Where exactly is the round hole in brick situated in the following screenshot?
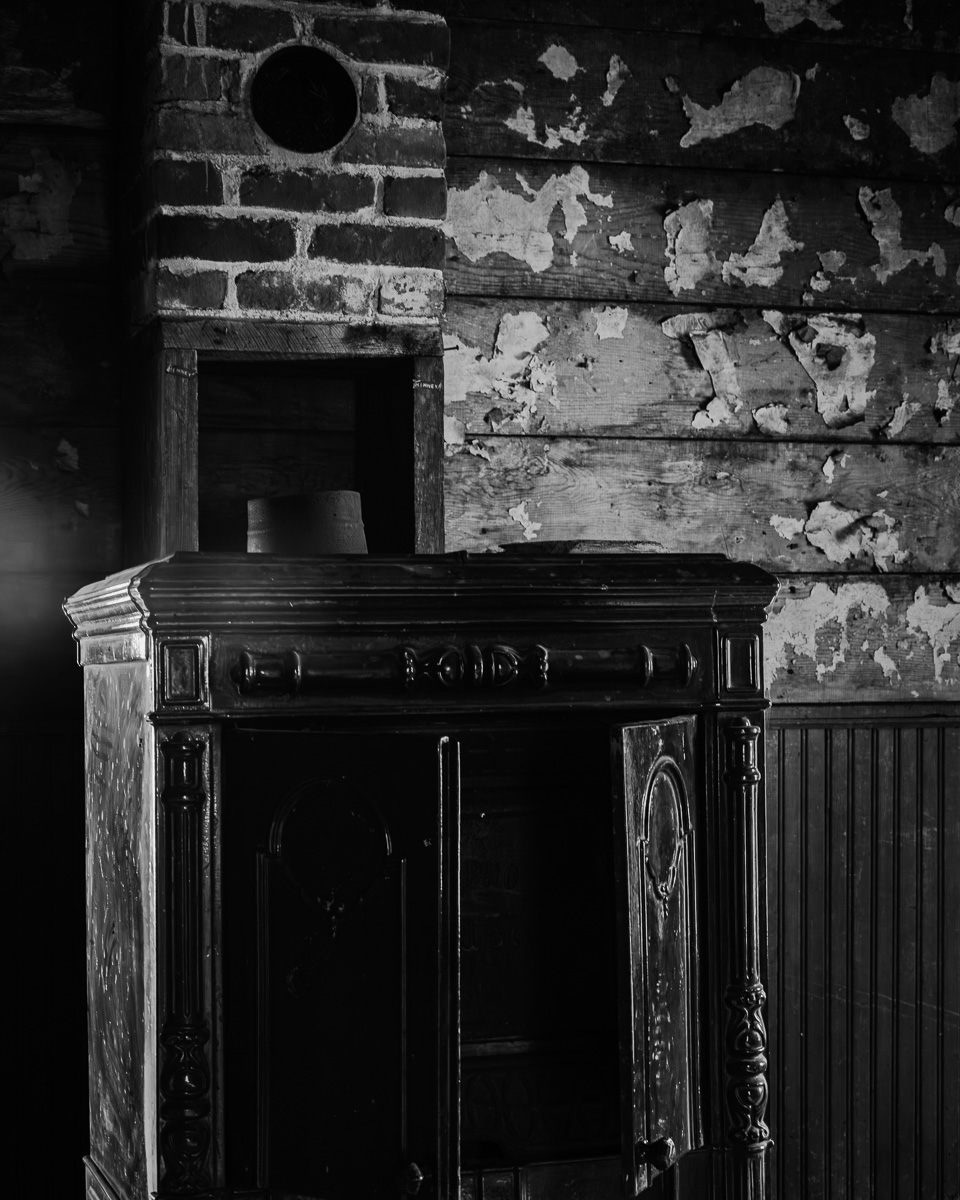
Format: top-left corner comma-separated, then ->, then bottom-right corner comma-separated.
251,46 -> 358,153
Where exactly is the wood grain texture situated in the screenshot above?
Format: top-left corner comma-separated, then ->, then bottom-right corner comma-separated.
446,22 -> 960,180
163,319 -> 443,359
445,299 -> 960,444
766,715 -> 960,1200
764,574 -> 960,702
413,354 -> 446,552
0,128 -> 115,274
0,424 -> 121,572
444,159 -> 960,313
443,435 -> 960,571
447,1 -> 960,50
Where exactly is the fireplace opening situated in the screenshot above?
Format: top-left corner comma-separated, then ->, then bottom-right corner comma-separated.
250,45 -> 359,153
197,357 -> 417,554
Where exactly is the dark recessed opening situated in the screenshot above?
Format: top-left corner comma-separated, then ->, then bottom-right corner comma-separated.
251,45 -> 358,153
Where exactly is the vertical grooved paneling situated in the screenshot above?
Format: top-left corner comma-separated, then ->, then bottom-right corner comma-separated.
767,711 -> 959,1200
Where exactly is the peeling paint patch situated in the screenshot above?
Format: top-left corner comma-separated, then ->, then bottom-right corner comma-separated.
819,249 -> 847,273
0,146 -> 79,260
763,311 -> 876,428
663,199 -> 720,295
804,501 -> 907,571
946,202 -> 960,226
770,514 -> 805,539
873,645 -> 900,680
931,326 -> 959,423
608,230 -> 634,253
444,311 -> 557,435
661,311 -> 743,426
882,395 -> 922,437
859,186 -> 947,282
905,585 -> 960,680
602,55 -> 630,107
722,197 -> 803,288
755,0 -> 843,33
891,74 -> 960,155
539,44 -> 580,81
56,438 -> 80,472
765,582 -> 890,682
678,67 -> 800,148
445,167 -> 612,273
594,306 -> 628,340
505,102 -> 588,150
753,403 -> 790,434
508,500 -> 542,541
821,449 -> 848,481
844,114 -> 871,140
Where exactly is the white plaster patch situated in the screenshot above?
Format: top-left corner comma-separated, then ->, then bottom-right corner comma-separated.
763,311 -> 877,428
905,585 -> 960,680
722,197 -> 804,288
873,645 -> 900,681
443,311 -> 557,436
945,202 -> 960,226
859,186 -> 947,282
770,514 -> 805,539
754,403 -> 790,434
539,44 -> 580,81
663,199 -> 720,295
844,114 -> 871,140
804,501 -> 908,571
507,500 -> 542,541
608,230 -> 634,253
821,449 -> 848,481
805,63 -> 821,81
505,101 -> 588,149
819,249 -> 847,272
445,167 -> 612,273
882,395 -> 922,437
765,581 -> 890,683
594,306 -> 628,340
56,438 -> 80,472
602,55 -> 630,107
754,0 -> 843,32
678,67 -> 800,148
891,74 -> 960,155
0,146 -> 79,260
661,311 -> 743,426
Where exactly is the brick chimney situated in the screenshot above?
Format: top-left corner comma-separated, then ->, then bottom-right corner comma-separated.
129,1 -> 448,327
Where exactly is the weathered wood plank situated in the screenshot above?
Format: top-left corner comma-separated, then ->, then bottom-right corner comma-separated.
444,159 -> 960,313
0,425 -> 121,572
0,129 -> 115,273
445,299 -> 960,443
165,319 -> 443,359
0,282 -> 121,425
443,436 -> 960,573
448,2 -> 959,51
446,22 -> 960,180
764,575 -> 960,702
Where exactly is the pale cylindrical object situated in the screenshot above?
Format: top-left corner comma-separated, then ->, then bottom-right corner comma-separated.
247,490 -> 367,554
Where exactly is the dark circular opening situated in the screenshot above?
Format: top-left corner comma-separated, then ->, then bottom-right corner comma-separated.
251,46 -> 358,153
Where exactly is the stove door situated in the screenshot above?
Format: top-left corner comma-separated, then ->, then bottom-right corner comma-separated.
612,717 -> 703,1196
222,727 -> 459,1200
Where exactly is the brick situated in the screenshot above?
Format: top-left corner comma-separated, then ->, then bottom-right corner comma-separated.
165,3 -> 202,46
156,267 -> 228,309
378,269 -> 443,318
236,269 -> 300,311
312,16 -> 449,68
155,214 -> 295,262
359,74 -> 382,117
239,168 -> 375,213
308,223 -> 443,269
161,54 -> 225,102
206,5 -> 295,51
382,174 -> 445,220
304,273 -> 376,316
384,75 -> 444,121
336,122 -> 445,168
155,107 -> 262,155
152,158 -> 223,206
